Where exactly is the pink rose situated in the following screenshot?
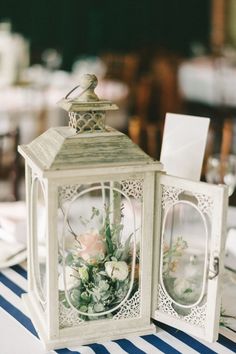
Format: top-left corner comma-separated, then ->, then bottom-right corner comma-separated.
75,229 -> 106,264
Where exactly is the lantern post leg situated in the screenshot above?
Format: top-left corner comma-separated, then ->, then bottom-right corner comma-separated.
141,172 -> 156,322
45,180 -> 59,340
25,163 -> 33,291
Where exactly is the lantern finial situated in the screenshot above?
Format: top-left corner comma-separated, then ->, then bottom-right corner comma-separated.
58,73 -> 118,133
65,74 -> 99,103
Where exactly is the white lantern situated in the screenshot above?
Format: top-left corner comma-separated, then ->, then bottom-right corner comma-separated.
18,74 -> 228,349
18,74 -> 161,349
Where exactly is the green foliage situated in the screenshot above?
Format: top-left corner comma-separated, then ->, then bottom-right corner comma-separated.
60,202 -> 139,320
162,236 -> 188,277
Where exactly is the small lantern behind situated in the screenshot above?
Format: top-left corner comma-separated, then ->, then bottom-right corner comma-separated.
18,74 -> 162,349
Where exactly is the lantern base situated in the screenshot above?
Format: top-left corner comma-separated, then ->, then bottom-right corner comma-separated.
22,293 -> 156,350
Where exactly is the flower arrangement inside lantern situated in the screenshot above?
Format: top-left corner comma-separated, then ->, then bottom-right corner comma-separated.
57,182 -> 141,324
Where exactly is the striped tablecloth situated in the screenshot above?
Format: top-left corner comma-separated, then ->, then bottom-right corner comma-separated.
0,265 -> 235,354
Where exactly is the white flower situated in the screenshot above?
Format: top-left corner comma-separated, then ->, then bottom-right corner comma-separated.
173,278 -> 192,297
58,266 -> 80,291
173,277 -> 199,302
105,261 -> 129,281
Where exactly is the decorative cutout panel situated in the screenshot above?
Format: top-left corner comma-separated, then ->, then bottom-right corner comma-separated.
59,184 -> 80,203
157,285 -> 207,328
195,193 -> 213,216
69,111 -> 106,133
113,290 -> 141,320
161,185 -> 183,210
59,301 -> 85,329
59,289 -> 141,328
121,178 -> 144,201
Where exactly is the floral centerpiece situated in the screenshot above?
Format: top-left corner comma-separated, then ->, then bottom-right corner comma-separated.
59,204 -> 139,320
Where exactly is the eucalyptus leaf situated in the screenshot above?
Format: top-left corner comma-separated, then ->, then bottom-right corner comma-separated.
98,280 -> 109,291
92,291 -> 101,302
65,253 -> 74,266
81,291 -> 90,302
101,293 -> 110,301
71,289 -> 81,306
79,305 -> 88,313
94,303 -> 105,312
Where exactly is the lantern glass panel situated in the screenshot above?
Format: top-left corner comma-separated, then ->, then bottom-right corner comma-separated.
57,179 -> 143,328
31,176 -> 47,306
161,199 -> 209,313
153,173 -> 227,342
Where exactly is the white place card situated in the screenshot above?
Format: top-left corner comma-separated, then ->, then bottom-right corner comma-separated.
160,113 -> 210,181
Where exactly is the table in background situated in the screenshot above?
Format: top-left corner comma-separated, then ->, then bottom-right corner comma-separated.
178,56 -> 236,158
0,71 -> 129,146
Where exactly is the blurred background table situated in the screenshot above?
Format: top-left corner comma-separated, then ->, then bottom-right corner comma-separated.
0,66 -> 129,201
0,69 -> 129,145
178,55 -> 236,154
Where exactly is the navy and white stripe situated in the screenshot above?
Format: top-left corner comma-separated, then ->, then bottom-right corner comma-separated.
0,266 -> 235,354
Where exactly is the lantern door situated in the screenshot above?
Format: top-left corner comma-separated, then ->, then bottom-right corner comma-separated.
152,173 -> 228,342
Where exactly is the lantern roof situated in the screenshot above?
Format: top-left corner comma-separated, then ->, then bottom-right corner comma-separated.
19,126 -> 161,172
18,74 -> 162,174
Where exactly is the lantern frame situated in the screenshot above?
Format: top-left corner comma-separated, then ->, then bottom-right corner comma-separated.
19,141 -> 163,348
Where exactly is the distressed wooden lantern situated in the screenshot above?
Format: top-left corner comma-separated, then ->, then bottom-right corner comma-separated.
18,74 -> 228,349
18,74 -> 161,349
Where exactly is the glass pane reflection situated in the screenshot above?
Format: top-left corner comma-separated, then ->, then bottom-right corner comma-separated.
32,177 -> 47,305
161,201 -> 208,307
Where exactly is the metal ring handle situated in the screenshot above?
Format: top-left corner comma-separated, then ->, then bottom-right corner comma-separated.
65,80 -> 95,100
208,256 -> 219,280
65,84 -> 81,99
